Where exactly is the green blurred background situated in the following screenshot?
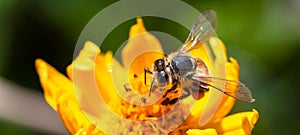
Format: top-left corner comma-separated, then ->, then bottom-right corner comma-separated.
1,0 -> 300,134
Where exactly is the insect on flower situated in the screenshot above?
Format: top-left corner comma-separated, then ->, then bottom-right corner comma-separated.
143,9 -> 255,105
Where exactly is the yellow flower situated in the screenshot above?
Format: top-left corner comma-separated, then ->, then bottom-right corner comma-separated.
35,18 -> 259,135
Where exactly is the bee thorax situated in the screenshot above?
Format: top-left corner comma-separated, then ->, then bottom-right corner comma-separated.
171,55 -> 196,76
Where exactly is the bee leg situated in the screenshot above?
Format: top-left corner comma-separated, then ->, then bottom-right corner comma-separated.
144,67 -> 156,96
144,67 -> 153,85
190,82 -> 208,100
199,83 -> 209,92
179,87 -> 191,100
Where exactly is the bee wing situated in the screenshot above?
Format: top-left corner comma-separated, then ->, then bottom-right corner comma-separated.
192,76 -> 255,102
179,9 -> 217,53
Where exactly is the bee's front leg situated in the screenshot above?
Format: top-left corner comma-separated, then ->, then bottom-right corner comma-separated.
144,67 -> 153,85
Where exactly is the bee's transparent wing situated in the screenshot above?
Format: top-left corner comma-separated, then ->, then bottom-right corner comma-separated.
192,76 -> 255,102
179,9 -> 217,53
201,9 -> 217,30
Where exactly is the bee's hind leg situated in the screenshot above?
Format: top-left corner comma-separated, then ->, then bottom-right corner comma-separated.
179,87 -> 191,100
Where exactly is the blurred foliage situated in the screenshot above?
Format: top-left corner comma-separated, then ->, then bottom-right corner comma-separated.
0,0 -> 300,134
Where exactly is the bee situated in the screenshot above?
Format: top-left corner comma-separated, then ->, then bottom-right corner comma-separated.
144,9 -> 255,105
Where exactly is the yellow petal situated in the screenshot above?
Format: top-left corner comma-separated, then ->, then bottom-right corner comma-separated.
120,17 -> 165,95
35,59 -> 74,111
208,58 -> 240,123
57,93 -> 86,134
95,51 -> 125,107
66,64 -> 73,80
187,128 -> 218,135
70,41 -> 103,117
74,128 -> 86,135
70,41 -> 125,117
35,58 -> 97,134
209,109 -> 259,135
129,18 -> 146,38
187,41 -> 215,118
121,17 -> 164,74
67,41 -> 101,81
72,41 -> 100,71
189,37 -> 237,126
57,91 -> 104,134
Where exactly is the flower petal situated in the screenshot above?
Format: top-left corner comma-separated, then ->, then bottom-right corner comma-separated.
74,128 -> 86,135
35,58 -> 99,134
57,87 -> 104,135
209,109 -> 259,135
95,51 -> 125,107
121,18 -> 164,74
191,37 -> 243,127
208,57 -> 240,123
70,41 -> 125,117
186,128 -> 218,135
70,41 -> 105,117
35,59 -> 74,111
187,41 -> 217,118
189,37 -> 237,125
57,92 -> 87,134
67,41 -> 100,80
